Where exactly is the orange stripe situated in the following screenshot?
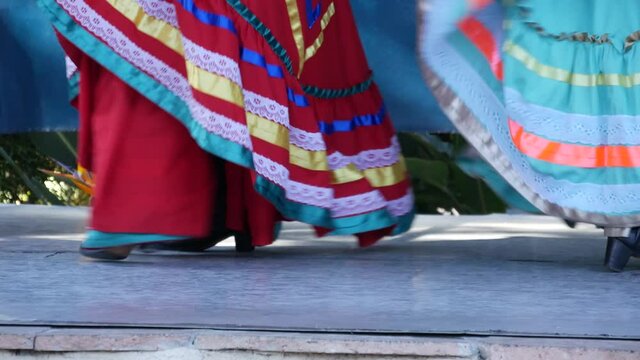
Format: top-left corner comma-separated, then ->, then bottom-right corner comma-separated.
509,119 -> 640,168
469,0 -> 493,10
457,16 -> 503,80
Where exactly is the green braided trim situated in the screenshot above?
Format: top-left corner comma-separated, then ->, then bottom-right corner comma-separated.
226,0 -> 294,75
226,0 -> 374,98
302,73 -> 374,98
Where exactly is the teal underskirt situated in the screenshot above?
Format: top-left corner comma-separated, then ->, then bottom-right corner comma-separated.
83,231 -> 188,249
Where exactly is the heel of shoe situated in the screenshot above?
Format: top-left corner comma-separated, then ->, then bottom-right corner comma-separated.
605,237 -> 633,272
80,245 -> 134,260
234,233 -> 255,253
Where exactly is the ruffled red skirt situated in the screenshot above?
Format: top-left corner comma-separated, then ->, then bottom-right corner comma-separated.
39,0 -> 414,248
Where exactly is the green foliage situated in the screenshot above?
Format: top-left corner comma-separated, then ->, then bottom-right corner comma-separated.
2,130 -> 504,213
398,132 -> 506,215
0,133 -> 88,206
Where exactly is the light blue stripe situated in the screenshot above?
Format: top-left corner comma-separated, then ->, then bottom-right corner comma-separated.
527,156 -> 640,186
505,51 -> 640,117
506,87 -> 640,146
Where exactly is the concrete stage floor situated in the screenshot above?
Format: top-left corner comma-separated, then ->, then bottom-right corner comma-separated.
0,205 -> 639,355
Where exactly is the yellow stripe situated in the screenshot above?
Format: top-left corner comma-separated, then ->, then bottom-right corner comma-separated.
106,0 -> 183,55
109,0 -> 248,108
304,2 -> 336,62
291,145 -> 329,171
186,61 -> 245,107
242,112 -> 408,186
504,40 -> 640,87
246,112 -> 331,171
363,158 -> 407,187
332,163 -> 365,184
285,0 -> 307,77
245,112 -> 290,149
332,158 -> 407,187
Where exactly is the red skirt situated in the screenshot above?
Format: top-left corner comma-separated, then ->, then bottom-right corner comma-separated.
40,0 -> 414,247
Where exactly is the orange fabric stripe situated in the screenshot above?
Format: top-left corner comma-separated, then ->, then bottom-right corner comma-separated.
469,0 -> 493,10
509,119 -> 640,168
458,16 -> 503,80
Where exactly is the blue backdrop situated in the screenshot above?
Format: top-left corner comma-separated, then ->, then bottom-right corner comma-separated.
350,0 -> 452,132
0,0 -> 451,134
0,0 -> 78,133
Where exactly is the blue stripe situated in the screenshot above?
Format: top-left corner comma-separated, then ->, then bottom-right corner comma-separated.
175,1 -> 313,108
287,88 -> 310,107
319,105 -> 387,135
305,0 -> 321,28
241,49 -> 308,107
240,48 -> 284,78
527,155 -> 640,186
176,0 -> 237,34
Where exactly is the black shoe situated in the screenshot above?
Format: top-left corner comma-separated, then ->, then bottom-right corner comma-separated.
80,245 -> 135,260
605,228 -> 640,272
139,231 -> 232,253
234,233 -> 255,253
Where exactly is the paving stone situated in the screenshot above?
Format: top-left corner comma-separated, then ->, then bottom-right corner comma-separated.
0,326 -> 48,350
1,326 -> 639,359
195,331 -> 475,357
480,337 -> 640,360
34,329 -> 195,351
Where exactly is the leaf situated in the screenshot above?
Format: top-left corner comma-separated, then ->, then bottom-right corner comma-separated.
405,157 -> 449,189
448,164 -> 506,214
28,132 -> 78,167
0,146 -> 62,205
397,132 -> 449,161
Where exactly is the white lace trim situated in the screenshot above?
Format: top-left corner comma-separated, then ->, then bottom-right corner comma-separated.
387,191 -> 414,217
136,0 -> 179,28
243,90 -> 288,126
58,0 -> 251,149
287,180 -> 333,209
253,154 -> 333,208
328,136 -> 401,170
332,191 -> 386,218
289,127 -> 327,151
183,37 -> 242,85
65,56 -> 78,79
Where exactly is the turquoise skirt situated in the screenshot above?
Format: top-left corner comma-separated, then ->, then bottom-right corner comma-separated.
419,0 -> 640,229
